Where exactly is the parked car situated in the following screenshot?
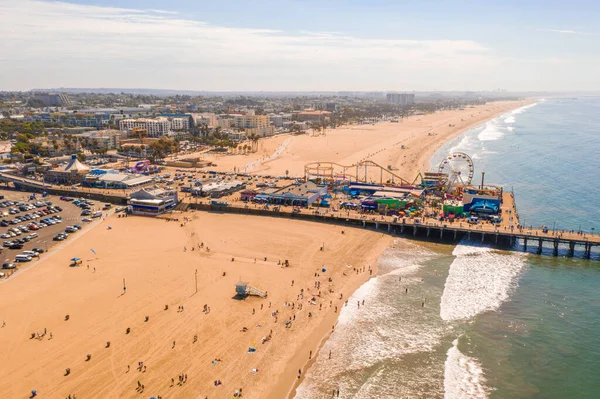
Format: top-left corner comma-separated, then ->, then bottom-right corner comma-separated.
15,254 -> 32,262
32,248 -> 45,254
2,262 -> 17,269
53,234 -> 65,241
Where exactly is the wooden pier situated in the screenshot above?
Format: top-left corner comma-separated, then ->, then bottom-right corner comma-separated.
1,172 -> 597,261
189,203 -> 600,261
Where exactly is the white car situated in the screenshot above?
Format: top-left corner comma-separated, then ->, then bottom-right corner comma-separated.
28,233 -> 38,239
0,234 -> 10,239
81,218 -> 93,222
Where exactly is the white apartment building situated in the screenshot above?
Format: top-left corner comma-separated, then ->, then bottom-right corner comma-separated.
170,117 -> 189,131
268,113 -> 292,127
191,113 -> 217,127
119,117 -> 170,138
386,93 -> 415,105
74,129 -> 125,150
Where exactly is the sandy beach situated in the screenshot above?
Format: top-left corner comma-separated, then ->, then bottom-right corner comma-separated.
205,100 -> 531,182
0,99 -> 532,398
0,211 -> 391,398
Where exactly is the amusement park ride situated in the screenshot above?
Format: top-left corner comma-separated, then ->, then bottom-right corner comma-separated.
304,151 -> 499,198
304,160 -> 421,186
437,152 -> 474,187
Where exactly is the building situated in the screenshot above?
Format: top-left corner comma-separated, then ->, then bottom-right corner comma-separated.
24,112 -> 110,129
74,129 -> 125,150
34,92 -> 72,107
231,115 -> 274,136
83,170 -> 153,189
386,93 -> 415,105
159,113 -> 194,131
119,118 -> 170,138
170,117 -> 189,131
44,155 -> 90,184
201,180 -> 246,198
191,113 -> 217,127
268,113 -> 292,127
296,110 -> 332,123
325,103 -> 338,112
128,188 -> 178,215
255,181 -> 326,207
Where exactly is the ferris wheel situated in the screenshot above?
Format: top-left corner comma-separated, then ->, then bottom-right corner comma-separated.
437,152 -> 474,186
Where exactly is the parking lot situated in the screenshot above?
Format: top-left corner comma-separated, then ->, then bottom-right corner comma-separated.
0,190 -> 109,274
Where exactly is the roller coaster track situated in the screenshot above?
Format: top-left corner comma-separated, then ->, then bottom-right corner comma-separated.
304,160 -> 422,186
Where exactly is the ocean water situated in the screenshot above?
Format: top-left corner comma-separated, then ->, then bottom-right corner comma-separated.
295,98 -> 600,398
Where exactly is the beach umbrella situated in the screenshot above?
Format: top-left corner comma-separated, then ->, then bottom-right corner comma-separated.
71,257 -> 80,261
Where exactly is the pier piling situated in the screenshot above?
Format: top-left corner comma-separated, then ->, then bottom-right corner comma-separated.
553,239 -> 559,256
524,238 -> 528,251
569,242 -> 575,257
537,239 -> 543,255
585,244 -> 592,259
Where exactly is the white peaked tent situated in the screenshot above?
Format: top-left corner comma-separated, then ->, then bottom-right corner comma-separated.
63,155 -> 90,173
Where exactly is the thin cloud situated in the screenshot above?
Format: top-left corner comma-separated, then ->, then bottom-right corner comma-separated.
0,0 -> 496,90
537,28 -> 592,35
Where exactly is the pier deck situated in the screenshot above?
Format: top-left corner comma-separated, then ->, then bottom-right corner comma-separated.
187,202 -> 600,261
1,174 -> 597,260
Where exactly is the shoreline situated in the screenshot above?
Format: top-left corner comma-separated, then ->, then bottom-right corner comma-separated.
276,98 -> 536,399
417,98 -> 538,174
276,238 -> 391,399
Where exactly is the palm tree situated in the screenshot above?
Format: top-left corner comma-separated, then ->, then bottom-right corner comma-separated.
247,133 -> 260,152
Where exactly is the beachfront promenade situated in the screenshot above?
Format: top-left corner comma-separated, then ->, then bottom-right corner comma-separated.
2,172 -> 598,260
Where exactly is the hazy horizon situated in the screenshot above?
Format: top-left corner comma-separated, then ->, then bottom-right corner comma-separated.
1,0 -> 599,92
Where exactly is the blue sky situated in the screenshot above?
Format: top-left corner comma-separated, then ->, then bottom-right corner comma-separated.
0,0 -> 598,91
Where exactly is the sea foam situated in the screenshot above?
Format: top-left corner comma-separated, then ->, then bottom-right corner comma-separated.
440,242 -> 525,321
477,121 -> 504,141
444,338 -> 489,399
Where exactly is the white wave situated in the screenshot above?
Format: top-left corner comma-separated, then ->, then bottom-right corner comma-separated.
506,126 -> 515,132
440,241 -> 525,321
444,338 -> 488,399
511,102 -> 538,115
503,116 -> 515,124
477,121 -> 504,141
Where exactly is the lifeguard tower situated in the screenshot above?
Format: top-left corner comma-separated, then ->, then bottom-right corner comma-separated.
235,281 -> 267,298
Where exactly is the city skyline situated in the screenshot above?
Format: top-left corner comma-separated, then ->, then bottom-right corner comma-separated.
1,0 -> 599,92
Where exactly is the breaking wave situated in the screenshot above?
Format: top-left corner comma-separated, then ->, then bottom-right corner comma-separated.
444,338 -> 489,399
440,241 -> 526,321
